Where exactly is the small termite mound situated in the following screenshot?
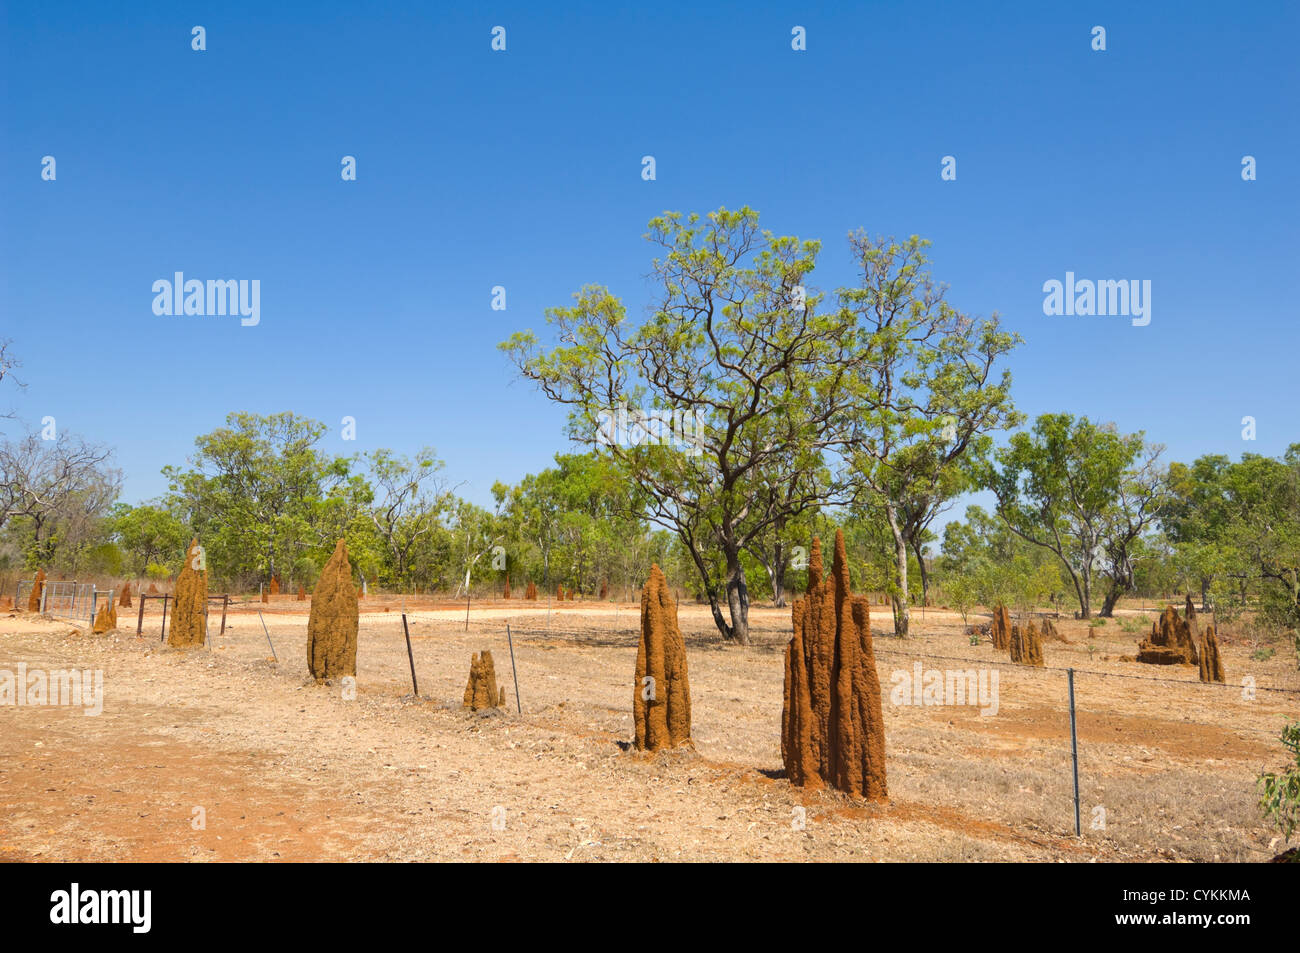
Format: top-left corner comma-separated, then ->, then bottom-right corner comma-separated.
91,598 -> 118,634
633,564 -> 691,751
27,569 -> 46,612
525,581 -> 537,600
463,650 -> 505,710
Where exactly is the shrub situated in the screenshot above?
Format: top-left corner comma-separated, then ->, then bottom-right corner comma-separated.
1258,721 -> 1300,855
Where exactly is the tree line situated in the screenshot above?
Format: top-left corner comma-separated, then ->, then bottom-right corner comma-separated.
1,207 -> 1297,659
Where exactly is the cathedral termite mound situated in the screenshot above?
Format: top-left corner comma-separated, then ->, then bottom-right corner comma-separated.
307,539 -> 359,682
633,564 -> 691,751
1137,602 -> 1199,666
1009,619 -> 1044,666
463,650 -> 505,710
781,531 -> 887,800
167,539 -> 208,648
92,597 -> 117,634
27,569 -> 46,612
991,604 -> 1012,651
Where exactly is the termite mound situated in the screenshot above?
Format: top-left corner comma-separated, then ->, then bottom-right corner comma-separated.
633,564 -> 691,751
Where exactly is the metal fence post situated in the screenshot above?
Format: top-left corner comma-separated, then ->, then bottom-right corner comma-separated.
137,593 -> 146,634
1067,668 -> 1081,837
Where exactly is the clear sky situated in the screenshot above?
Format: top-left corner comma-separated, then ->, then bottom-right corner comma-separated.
2,0 -> 1296,514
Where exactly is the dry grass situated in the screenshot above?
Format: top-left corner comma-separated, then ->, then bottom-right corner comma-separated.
0,597 -> 1294,862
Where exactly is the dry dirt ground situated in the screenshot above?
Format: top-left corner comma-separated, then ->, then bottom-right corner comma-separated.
1,596 -> 1296,862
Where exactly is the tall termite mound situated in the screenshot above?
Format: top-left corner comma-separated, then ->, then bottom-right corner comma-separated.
1009,619 -> 1044,666
1137,602 -> 1200,666
307,539 -> 359,682
297,584 -> 306,601
1199,625 -> 1225,683
991,604 -> 1012,651
92,597 -> 117,634
556,583 -> 564,601
781,532 -> 887,800
168,539 -> 208,648
463,650 -> 505,710
119,582 -> 132,607
600,579 -> 608,600
525,581 -> 537,600
270,576 -> 281,596
503,576 -> 511,599
633,564 -> 691,751
147,582 -> 159,594
27,569 -> 46,612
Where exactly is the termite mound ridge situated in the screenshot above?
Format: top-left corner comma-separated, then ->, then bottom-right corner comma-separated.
1199,624 -> 1225,683
92,598 -> 117,634
307,538 -> 359,682
781,531 -> 887,801
167,539 -> 208,648
27,569 -> 46,612
525,581 -> 537,600
463,650 -> 505,710
119,583 -> 132,607
1137,601 -> 1200,666
1009,619 -> 1044,666
1040,617 -> 1068,643
991,604 -> 1012,651
633,563 -> 691,751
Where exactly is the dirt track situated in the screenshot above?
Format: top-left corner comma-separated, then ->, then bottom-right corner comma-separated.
1,599 -> 1294,862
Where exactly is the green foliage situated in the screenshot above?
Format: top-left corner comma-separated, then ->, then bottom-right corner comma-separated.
988,413 -> 1166,618
1258,721 -> 1300,847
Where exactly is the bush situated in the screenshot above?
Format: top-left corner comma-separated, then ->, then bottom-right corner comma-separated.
1258,721 -> 1300,853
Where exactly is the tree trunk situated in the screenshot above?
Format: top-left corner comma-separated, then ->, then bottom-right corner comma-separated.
724,547 -> 751,645
770,539 -> 787,608
1099,584 -> 1122,617
911,535 -> 930,607
886,504 -> 910,637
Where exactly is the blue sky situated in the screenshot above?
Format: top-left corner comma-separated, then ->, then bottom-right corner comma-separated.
2,0 -> 1296,517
